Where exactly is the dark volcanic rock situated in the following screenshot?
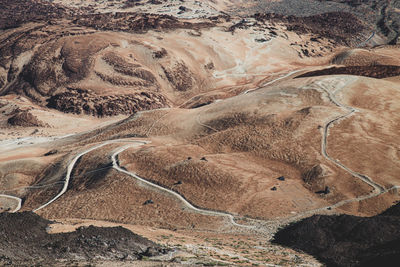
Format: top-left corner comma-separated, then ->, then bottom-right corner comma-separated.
73,12 -> 214,34
273,203 -> 400,267
296,65 -> 400,79
0,212 -> 167,265
7,110 -> 47,127
253,12 -> 370,46
47,89 -> 168,117
233,0 -> 399,43
380,202 -> 400,216
0,0 -> 73,30
162,62 -> 194,92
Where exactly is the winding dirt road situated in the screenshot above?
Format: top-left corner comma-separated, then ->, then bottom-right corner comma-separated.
319,78 -> 385,194
33,141 -> 129,212
32,138 -> 255,229
195,75 -> 398,223
282,77 -> 396,222
24,74 -> 397,231
112,143 -> 255,229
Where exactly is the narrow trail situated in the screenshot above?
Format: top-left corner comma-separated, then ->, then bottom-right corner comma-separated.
211,36 -> 273,80
196,112 -> 218,133
280,77 -> 394,222
30,138 -> 255,229
33,140 -> 128,212
194,76 -> 398,225
242,69 -> 302,94
356,31 -> 376,48
318,79 -> 385,194
0,194 -> 22,213
195,69 -> 303,133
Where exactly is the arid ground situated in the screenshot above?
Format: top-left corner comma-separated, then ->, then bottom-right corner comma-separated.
1,0 -> 400,266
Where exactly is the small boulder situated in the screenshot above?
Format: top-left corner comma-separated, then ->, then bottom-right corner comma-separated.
324,186 -> 330,194
143,199 -> 154,205
44,149 -> 58,156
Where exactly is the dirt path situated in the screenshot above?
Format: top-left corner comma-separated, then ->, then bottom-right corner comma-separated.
319,78 -> 386,194
23,75 -> 397,232
33,140 -> 131,212
282,77 -> 397,222
29,137 -> 255,229
242,69 -> 302,94
194,75 -> 398,224
111,143 -> 255,229
196,69 -> 303,133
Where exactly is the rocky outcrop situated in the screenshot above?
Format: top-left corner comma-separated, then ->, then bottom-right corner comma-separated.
7,110 -> 47,127
0,212 -> 167,265
296,65 -> 400,79
101,52 -> 157,84
273,203 -> 400,267
0,1 -> 212,117
47,88 -> 168,116
302,164 -> 325,185
0,27 -> 169,116
253,12 -> 370,46
0,0 -> 72,30
72,12 -> 214,34
162,62 -> 194,92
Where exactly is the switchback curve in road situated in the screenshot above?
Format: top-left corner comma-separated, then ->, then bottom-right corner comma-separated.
33,140 -> 133,212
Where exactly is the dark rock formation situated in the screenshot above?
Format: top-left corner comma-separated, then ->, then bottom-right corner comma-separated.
7,110 -> 47,127
273,202 -> 400,267
0,0 -> 73,30
162,62 -> 194,92
253,12 -> 369,46
73,12 -> 214,34
296,65 -> 400,79
0,211 -> 167,265
302,164 -> 324,186
47,89 -> 168,117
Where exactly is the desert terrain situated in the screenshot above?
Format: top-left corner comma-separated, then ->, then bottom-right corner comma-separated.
1,0 -> 400,266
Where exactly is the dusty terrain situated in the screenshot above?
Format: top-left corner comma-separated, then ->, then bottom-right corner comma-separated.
1,0 -> 400,266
